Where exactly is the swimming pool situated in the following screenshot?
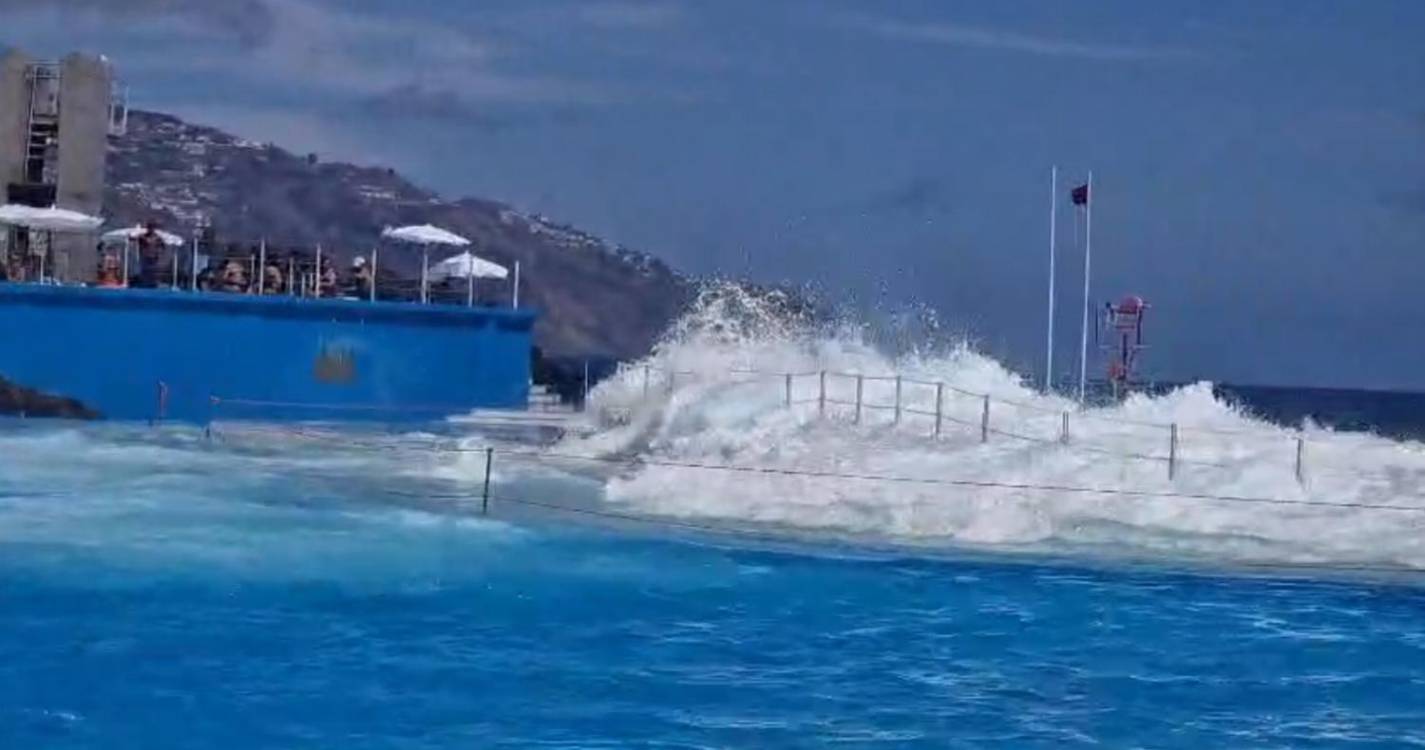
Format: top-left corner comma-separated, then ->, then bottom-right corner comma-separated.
2,422 -> 1422,747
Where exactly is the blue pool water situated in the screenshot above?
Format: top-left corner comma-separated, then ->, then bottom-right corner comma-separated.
2,422 -> 1424,748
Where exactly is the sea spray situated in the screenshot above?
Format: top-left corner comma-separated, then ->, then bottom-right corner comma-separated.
568,283 -> 1425,568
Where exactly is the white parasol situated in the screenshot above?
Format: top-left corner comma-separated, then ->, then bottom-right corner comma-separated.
380,224 -> 472,304
427,251 -> 508,280
381,224 -> 470,247
101,225 -> 185,247
0,204 -> 104,232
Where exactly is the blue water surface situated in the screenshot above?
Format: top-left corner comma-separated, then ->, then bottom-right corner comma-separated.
2,423 -> 1424,748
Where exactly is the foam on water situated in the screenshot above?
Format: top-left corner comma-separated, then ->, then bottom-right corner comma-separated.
567,284 -> 1425,570
0,423 -> 534,589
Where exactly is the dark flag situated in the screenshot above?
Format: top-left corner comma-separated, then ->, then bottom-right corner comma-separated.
1070,184 -> 1089,206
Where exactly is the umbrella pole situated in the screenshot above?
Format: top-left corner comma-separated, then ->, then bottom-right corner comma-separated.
421,245 -> 429,304
370,246 -> 378,302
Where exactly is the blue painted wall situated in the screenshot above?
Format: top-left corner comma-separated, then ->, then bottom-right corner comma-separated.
0,283 -> 534,423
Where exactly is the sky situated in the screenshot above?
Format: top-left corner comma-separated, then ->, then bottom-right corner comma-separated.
3,0 -> 1424,389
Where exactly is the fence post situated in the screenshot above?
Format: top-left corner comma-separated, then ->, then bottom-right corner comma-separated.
818,371 -> 826,417
934,383 -> 943,438
1060,412 -> 1070,444
481,447 -> 494,515
894,376 -> 902,425
785,373 -> 793,408
205,396 -> 218,440
854,375 -> 864,424
582,360 -> 590,412
1295,437 -> 1305,486
1168,424 -> 1179,480
155,380 -> 169,424
642,365 -> 650,397
980,395 -> 990,443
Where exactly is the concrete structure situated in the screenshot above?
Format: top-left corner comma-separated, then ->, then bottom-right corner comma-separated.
0,51 -> 29,202
0,284 -> 535,423
0,49 -> 117,282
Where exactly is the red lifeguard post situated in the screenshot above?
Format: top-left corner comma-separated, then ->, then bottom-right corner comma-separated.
1099,295 -> 1148,400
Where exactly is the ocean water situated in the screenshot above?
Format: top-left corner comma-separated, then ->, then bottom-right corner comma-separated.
5,287 -> 1425,747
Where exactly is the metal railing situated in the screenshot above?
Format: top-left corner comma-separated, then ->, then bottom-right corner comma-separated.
604,364 -> 1345,487
2,236 -> 522,310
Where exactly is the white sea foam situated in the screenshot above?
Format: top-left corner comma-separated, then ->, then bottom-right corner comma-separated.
565,284 -> 1425,569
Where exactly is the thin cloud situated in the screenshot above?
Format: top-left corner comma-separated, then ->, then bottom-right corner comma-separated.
2,0 -> 608,106
846,14 -> 1196,62
0,0 -> 276,46
575,2 -> 684,30
859,177 -> 954,217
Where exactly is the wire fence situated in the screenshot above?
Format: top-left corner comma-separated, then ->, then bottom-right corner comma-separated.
199,422 -> 1425,577
602,363 -> 1388,488
197,359 -> 1425,503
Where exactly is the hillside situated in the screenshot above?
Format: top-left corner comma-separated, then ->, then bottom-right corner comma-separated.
103,111 -> 691,359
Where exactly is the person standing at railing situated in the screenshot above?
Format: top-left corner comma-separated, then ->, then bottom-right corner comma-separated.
347,256 -> 371,299
95,245 -> 122,288
317,256 -> 338,298
218,258 -> 247,293
134,223 -> 166,288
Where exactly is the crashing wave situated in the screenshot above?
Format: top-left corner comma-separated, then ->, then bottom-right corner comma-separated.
563,282 -> 1425,569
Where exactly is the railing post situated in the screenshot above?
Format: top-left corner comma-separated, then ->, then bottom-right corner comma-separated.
582,360 -> 590,412
481,447 -> 494,515
818,370 -> 826,417
934,383 -> 943,438
1060,412 -> 1070,444
854,375 -> 864,424
1168,424 -> 1179,480
1295,437 -> 1305,486
512,260 -> 521,309
893,376 -> 902,425
784,373 -> 793,408
980,395 -> 990,443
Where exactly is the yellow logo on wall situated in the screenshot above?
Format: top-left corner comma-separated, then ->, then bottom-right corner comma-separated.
314,343 -> 357,384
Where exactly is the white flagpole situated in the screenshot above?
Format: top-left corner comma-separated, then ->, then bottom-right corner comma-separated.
1077,170 -> 1094,403
1045,165 -> 1058,393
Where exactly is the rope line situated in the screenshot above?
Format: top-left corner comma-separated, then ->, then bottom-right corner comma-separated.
208,425 -> 1425,515
394,489 -> 1425,577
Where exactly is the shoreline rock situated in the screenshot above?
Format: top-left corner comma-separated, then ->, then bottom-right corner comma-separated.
0,376 -> 101,419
